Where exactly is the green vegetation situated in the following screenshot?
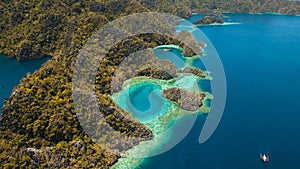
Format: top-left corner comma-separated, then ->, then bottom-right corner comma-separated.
182,67 -> 206,78
191,0 -> 300,15
162,88 -> 206,111
0,0 -> 149,61
0,1 -> 201,167
1,0 -> 298,61
193,16 -> 224,25
0,59 -> 119,168
0,0 -> 151,168
1,0 -> 300,168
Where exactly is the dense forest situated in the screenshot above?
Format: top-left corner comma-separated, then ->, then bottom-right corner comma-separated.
1,0 -> 300,168
191,0 -> 300,15
1,0 -> 300,60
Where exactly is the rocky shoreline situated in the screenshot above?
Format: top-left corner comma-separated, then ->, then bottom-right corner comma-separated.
162,88 -> 205,111
193,16 -> 225,25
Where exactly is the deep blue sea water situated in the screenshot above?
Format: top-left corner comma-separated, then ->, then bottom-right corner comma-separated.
1,13 -> 300,169
137,14 -> 300,169
0,55 -> 49,113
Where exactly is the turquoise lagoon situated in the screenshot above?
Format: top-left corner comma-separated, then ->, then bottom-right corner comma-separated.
111,32 -> 212,168
112,81 -> 169,123
113,14 -> 300,169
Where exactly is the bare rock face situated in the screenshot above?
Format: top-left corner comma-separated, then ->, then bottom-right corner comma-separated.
24,148 -> 45,167
23,147 -> 67,169
162,88 -> 205,111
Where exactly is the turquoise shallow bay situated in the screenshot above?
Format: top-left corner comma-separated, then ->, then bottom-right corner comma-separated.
111,37 -> 212,167
112,81 -> 169,123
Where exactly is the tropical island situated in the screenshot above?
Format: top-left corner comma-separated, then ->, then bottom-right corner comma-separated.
0,0 -> 300,168
162,88 -> 206,111
193,16 -> 225,25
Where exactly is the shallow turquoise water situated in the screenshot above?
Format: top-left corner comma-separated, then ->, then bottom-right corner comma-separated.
113,82 -> 169,123
139,14 -> 300,169
129,84 -> 158,112
114,42 -> 210,123
0,54 -> 49,113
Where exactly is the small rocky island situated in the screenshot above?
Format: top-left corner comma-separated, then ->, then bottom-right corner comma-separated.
193,16 -> 224,25
181,67 -> 206,78
162,88 -> 205,111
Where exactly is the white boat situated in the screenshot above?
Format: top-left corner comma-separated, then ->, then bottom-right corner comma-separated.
260,153 -> 269,163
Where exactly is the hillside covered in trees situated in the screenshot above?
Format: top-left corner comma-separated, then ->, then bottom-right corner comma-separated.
1,0 -> 300,61
191,0 -> 300,15
1,0 -> 300,168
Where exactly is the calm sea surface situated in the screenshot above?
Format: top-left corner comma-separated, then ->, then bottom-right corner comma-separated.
139,14 -> 300,169
0,55 -> 49,113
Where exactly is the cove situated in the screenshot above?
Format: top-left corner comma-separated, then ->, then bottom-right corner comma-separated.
112,82 -> 169,123
153,47 -> 187,69
111,35 -> 212,168
0,54 -> 50,114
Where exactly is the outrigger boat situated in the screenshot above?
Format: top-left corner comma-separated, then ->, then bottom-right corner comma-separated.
260,153 -> 269,163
